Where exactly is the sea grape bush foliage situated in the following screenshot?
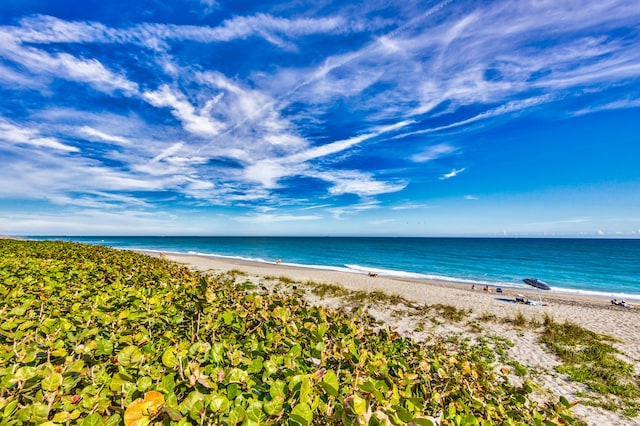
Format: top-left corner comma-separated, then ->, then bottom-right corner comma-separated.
0,240 -> 578,425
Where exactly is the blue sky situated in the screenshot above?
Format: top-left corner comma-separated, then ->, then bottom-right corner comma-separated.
1,0 -> 639,237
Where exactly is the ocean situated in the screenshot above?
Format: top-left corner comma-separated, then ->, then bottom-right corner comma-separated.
29,236 -> 640,301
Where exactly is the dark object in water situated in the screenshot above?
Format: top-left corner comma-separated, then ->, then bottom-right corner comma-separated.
523,278 -> 551,291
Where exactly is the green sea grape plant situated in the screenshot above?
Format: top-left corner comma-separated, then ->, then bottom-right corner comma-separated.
0,240 -> 580,425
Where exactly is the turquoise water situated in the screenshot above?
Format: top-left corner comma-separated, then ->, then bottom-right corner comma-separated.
30,236 -> 640,301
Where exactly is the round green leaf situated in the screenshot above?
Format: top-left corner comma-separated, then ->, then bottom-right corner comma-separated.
95,339 -> 114,356
320,370 -> 339,397
210,395 -> 230,413
226,368 -> 248,384
290,402 -> 313,426
65,359 -> 85,375
246,401 -> 264,422
52,411 -> 71,423
81,412 -> 104,426
227,405 -> 246,425
161,348 -> 179,369
247,357 -> 263,374
15,366 -> 38,381
117,346 -> 144,368
41,372 -> 63,392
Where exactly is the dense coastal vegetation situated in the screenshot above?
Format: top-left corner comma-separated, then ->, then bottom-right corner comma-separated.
0,240 -> 580,425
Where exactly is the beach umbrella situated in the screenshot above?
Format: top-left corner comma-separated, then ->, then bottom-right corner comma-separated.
523,278 -> 550,304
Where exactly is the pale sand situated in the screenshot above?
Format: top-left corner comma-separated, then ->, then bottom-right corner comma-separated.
153,252 -> 639,426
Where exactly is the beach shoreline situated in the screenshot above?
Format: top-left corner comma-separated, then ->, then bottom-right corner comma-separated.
143,250 -> 638,311
26,236 -> 640,303
145,251 -> 640,357
132,244 -> 640,302
146,250 -> 640,425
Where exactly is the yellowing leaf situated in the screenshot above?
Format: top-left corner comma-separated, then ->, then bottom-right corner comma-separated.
143,391 -> 165,410
124,391 -> 165,426
123,400 -> 151,426
52,411 -> 71,423
352,395 -> 367,416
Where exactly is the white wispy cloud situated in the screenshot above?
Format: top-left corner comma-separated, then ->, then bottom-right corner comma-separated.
151,142 -> 185,163
47,192 -> 152,210
0,63 -> 42,87
289,120 -> 414,163
440,167 -> 466,180
401,95 -> 554,142
573,97 -> 640,116
308,169 -> 406,197
411,143 -> 458,163
0,119 -> 78,152
1,114 -> 207,207
391,202 -> 433,210
142,85 -> 225,137
525,218 -> 591,227
56,53 -> 139,94
0,209 -> 194,235
232,213 -> 321,224
301,0 -> 640,141
327,200 -> 380,219
300,204 -> 333,210
0,155 -> 162,201
242,159 -> 299,188
79,126 -> 130,145
236,117 -> 412,194
370,218 -> 396,225
0,34 -> 138,94
196,0 -> 217,15
8,13 -> 350,49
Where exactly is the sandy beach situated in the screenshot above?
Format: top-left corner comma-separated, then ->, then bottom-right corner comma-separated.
152,251 -> 640,426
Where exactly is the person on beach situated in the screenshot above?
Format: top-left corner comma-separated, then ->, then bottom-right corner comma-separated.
610,299 -> 632,308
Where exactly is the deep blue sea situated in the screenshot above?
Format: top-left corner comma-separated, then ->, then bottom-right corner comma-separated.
29,236 -> 640,301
